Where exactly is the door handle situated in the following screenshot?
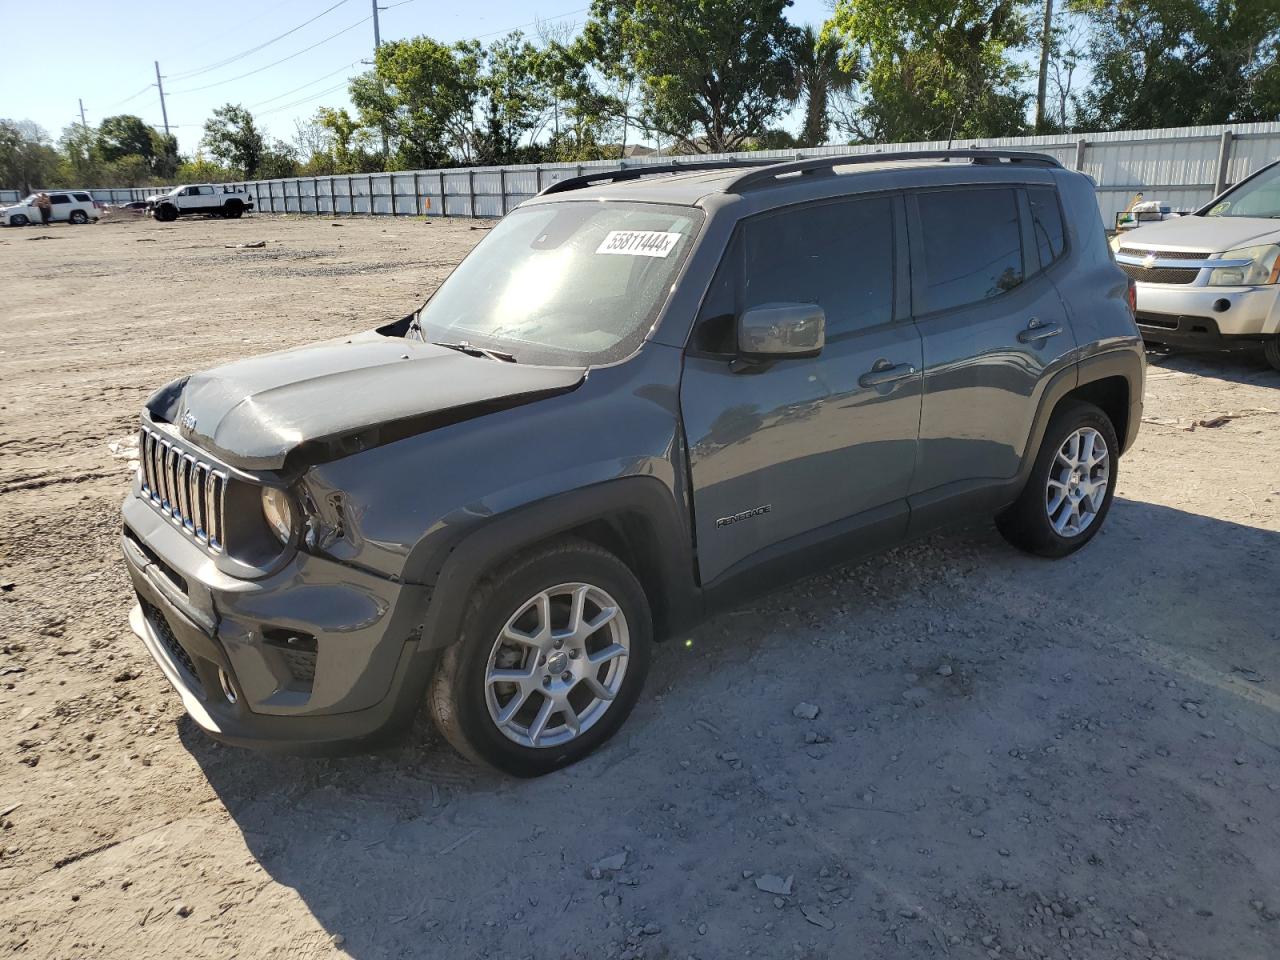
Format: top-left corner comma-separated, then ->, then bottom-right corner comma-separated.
858,360 -> 917,388
1017,320 -> 1063,343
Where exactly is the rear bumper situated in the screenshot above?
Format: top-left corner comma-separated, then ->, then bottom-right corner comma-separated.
121,493 -> 436,752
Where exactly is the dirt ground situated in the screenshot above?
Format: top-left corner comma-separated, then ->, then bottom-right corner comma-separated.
1,213 -> 1278,960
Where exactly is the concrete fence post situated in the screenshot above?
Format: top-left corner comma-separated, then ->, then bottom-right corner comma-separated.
413,171 -> 422,215
499,167 -> 506,216
1074,138 -> 1087,172
467,169 -> 476,216
439,170 -> 446,216
535,166 -> 543,194
346,176 -> 353,216
1214,130 -> 1234,197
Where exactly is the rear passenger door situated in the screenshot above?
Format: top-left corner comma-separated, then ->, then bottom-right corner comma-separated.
48,194 -> 72,220
681,194 -> 922,584
906,185 -> 1076,500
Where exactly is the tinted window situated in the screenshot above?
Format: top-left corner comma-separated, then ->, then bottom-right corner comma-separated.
73,192 -> 91,201
916,189 -> 1023,314
49,194 -> 70,204
743,197 -> 894,337
198,186 -> 215,195
1028,186 -> 1066,269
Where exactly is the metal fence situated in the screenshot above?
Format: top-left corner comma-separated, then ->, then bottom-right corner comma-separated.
5,121 -> 1279,221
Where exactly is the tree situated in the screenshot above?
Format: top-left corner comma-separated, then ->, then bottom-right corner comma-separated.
1072,0 -> 1280,129
823,0 -> 1032,143
201,104 -> 265,178
787,24 -> 859,147
583,0 -> 798,153
96,114 -> 155,162
0,120 -> 59,192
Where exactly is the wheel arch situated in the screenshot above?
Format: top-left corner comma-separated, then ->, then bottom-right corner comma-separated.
408,477 -> 701,651
1061,374 -> 1130,450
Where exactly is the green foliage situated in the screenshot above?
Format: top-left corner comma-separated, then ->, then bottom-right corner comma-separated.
175,153 -> 236,184
787,24 -> 858,147
584,0 -> 797,153
823,0 -> 1033,143
0,120 -> 60,192
1071,0 -> 1280,129
201,104 -> 265,178
96,115 -> 155,162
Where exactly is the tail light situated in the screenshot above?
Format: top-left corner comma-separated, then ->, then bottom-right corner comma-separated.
94,200 -> 105,210
1126,278 -> 1137,316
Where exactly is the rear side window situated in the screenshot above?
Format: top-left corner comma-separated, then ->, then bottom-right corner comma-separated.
742,196 -> 895,338
198,186 -> 215,195
73,192 -> 91,202
1028,186 -> 1066,269
915,188 -> 1023,314
49,194 -> 70,204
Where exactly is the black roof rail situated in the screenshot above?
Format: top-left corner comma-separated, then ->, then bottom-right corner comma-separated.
536,157 -> 779,197
723,148 -> 1063,194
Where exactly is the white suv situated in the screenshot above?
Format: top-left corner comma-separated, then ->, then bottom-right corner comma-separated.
1,190 -> 103,226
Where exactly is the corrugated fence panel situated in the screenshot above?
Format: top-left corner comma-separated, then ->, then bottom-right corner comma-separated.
14,121 -> 1278,224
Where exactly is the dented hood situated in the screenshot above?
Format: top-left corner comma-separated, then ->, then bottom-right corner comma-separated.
150,331 -> 586,471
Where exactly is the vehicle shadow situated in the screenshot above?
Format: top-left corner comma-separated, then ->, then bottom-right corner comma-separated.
1145,346 -> 1280,387
181,496 -> 1280,959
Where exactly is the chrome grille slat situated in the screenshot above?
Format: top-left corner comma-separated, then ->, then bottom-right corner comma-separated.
137,425 -> 227,554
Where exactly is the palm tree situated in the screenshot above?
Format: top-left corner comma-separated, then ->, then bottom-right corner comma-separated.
788,25 -> 859,148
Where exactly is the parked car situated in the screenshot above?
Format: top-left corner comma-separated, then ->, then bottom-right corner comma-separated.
120,150 -> 1143,776
1,190 -> 103,226
149,184 -> 253,221
1115,157 -> 1280,370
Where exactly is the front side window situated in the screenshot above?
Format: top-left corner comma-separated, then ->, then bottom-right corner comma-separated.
416,200 -> 702,365
916,188 -> 1024,314
1205,162 -> 1280,218
743,196 -> 895,337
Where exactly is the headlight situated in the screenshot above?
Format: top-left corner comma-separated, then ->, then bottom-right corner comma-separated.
260,486 -> 294,543
1207,244 -> 1280,286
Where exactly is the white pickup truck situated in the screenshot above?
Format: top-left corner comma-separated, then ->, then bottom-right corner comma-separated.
149,184 -> 254,222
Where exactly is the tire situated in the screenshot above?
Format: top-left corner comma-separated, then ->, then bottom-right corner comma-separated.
996,401 -> 1120,558
223,200 -> 244,219
68,209 -> 89,224
153,203 -> 178,222
428,537 -> 652,777
8,214 -> 28,226
1264,337 -> 1280,372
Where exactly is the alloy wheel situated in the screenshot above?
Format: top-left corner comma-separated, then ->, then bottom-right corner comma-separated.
484,582 -> 630,748
1046,426 -> 1110,537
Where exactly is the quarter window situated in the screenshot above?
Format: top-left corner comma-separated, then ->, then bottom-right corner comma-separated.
1028,186 -> 1066,269
742,196 -> 895,338
73,192 -> 91,202
915,189 -> 1024,314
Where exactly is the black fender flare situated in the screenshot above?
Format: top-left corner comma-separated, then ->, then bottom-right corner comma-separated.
407,476 -> 701,652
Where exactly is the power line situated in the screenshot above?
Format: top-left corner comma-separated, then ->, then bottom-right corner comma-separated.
258,80 -> 353,117
168,15 -> 372,95
105,82 -> 155,110
472,6 -> 589,40
250,61 -> 361,108
167,0 -> 354,81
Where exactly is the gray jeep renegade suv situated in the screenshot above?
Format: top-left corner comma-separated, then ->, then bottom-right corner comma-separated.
121,150 -> 1144,776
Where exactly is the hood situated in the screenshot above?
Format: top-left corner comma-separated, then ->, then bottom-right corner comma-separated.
148,331 -> 586,472
1119,214 -> 1280,254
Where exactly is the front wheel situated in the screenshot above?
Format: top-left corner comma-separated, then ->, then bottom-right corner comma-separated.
428,538 -> 652,777
153,203 -> 178,222
1264,337 -> 1280,372
997,401 -> 1119,558
8,214 -> 28,226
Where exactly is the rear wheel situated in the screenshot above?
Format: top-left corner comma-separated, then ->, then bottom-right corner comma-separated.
997,401 -> 1119,558
223,200 -> 244,219
428,538 -> 652,777
69,209 -> 89,225
1264,337 -> 1280,372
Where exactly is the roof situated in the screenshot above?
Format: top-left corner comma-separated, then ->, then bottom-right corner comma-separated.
527,150 -> 1066,208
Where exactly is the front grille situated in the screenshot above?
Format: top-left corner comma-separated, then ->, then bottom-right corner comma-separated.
1119,247 -> 1209,260
1119,262 -> 1200,285
140,597 -> 199,683
138,426 -> 227,551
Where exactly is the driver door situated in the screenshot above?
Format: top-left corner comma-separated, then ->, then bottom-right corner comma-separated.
680,194 -> 922,585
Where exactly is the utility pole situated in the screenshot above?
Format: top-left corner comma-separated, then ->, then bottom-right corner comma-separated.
78,99 -> 88,131
154,61 -> 170,138
372,0 -> 382,49
370,0 -> 388,159
1034,0 -> 1053,132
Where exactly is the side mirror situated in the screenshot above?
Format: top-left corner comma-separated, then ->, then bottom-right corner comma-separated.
737,302 -> 826,361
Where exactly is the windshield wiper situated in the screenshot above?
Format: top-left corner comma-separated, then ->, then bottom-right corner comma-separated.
431,340 -> 517,363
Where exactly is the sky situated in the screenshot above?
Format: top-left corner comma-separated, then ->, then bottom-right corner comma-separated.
0,0 -> 836,155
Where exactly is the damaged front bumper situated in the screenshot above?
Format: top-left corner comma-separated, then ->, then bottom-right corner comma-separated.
121,492 -> 435,751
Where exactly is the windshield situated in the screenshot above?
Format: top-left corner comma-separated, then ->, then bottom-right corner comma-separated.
1204,162 -> 1280,218
416,200 -> 703,365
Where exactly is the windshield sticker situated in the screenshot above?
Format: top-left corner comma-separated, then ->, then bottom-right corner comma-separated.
596,230 -> 682,258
